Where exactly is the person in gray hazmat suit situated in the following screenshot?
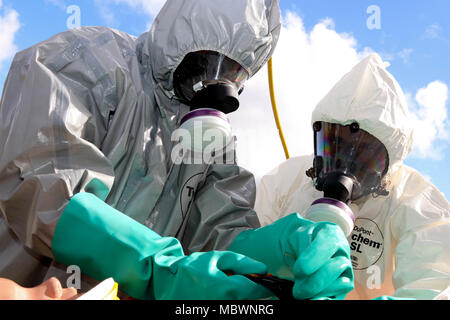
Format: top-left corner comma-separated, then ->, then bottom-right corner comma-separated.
0,0 -> 353,300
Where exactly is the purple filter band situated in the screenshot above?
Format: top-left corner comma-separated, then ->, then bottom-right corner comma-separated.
311,198 -> 355,222
180,109 -> 230,126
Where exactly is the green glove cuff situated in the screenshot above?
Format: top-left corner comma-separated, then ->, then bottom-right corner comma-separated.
52,192 -> 183,299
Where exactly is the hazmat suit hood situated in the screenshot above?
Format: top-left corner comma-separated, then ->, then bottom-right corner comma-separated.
311,53 -> 414,174
143,0 -> 281,93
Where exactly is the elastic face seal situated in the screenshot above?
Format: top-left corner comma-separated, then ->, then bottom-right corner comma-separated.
173,51 -> 249,114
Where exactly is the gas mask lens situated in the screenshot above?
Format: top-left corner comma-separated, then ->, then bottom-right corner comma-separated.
173,51 -> 249,114
312,121 -> 389,202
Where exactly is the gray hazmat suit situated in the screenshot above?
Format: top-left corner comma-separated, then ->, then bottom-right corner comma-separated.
0,0 -> 281,290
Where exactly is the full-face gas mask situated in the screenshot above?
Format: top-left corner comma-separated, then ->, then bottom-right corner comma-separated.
172,51 -> 248,153
173,50 -> 248,113
305,121 -> 390,236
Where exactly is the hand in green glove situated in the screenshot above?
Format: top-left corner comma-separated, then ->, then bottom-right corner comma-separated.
52,192 -> 274,300
228,213 -> 354,300
153,250 -> 274,300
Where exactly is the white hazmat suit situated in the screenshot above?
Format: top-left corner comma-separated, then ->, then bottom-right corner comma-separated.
256,54 -> 450,300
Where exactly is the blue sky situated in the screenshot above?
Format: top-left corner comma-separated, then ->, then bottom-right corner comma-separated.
0,0 -> 449,201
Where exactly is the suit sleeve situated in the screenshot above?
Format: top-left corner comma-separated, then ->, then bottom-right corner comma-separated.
255,155 -> 315,226
0,28 -> 131,258
390,171 -> 450,299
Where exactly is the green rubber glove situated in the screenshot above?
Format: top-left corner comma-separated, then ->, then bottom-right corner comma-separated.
228,213 -> 354,300
52,192 -> 274,300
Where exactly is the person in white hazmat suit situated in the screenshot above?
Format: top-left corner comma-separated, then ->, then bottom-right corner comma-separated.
0,0 -> 355,300
255,53 -> 450,300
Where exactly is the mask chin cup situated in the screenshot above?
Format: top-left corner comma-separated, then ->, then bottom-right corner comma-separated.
305,198 -> 355,237
178,108 -> 232,153
190,83 -> 240,114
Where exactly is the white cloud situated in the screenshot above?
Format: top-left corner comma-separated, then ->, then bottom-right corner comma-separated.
424,24 -> 442,40
230,11 -> 372,181
94,0 -> 166,28
115,0 -> 166,17
408,81 -> 449,159
44,0 -> 67,10
0,3 -> 20,67
378,48 -> 413,64
397,48 -> 413,64
94,1 -> 116,26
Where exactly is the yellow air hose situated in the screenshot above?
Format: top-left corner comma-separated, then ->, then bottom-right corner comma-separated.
268,58 -> 290,160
